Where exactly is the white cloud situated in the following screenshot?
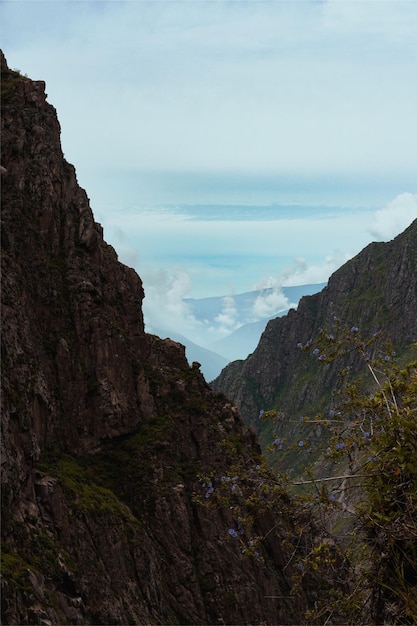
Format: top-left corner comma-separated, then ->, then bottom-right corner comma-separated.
142,269 -> 243,345
251,277 -> 292,319
252,288 -> 291,320
215,296 -> 239,331
280,255 -> 352,287
142,268 -> 200,335
369,193 -> 417,241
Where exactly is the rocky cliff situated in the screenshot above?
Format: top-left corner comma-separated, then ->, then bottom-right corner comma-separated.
212,216 -> 417,454
1,52 -> 313,625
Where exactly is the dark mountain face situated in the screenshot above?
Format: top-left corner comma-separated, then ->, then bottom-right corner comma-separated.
1,51 -> 313,625
212,214 -> 417,452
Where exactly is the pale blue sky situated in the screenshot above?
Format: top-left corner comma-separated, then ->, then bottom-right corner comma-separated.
3,1 -> 417,178
2,0 -> 416,342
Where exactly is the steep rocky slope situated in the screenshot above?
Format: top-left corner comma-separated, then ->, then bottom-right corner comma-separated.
1,52 -> 313,625
213,216 -> 417,440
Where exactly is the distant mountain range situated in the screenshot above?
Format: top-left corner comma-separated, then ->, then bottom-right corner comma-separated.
155,283 -> 326,380
185,284 -> 327,328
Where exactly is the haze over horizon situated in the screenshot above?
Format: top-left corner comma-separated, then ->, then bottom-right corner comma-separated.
2,0 -> 416,345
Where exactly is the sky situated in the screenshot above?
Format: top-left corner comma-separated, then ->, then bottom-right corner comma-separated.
2,0 -> 417,346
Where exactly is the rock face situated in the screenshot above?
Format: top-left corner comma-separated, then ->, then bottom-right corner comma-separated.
1,51 -> 313,625
213,217 -> 417,432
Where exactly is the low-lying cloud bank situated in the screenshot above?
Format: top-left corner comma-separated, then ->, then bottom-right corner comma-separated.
142,193 -> 416,348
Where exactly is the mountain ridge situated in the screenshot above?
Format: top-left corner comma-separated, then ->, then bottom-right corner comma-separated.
212,219 -> 417,442
150,326 -> 230,381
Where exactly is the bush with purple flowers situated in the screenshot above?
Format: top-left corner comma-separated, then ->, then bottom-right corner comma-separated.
293,326 -> 417,623
196,323 -> 417,624
261,325 -> 416,623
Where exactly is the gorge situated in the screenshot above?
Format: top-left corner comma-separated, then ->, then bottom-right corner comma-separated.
1,51 -> 416,625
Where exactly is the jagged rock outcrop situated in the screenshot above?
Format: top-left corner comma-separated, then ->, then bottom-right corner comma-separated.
213,218 -> 417,432
0,51 -> 316,625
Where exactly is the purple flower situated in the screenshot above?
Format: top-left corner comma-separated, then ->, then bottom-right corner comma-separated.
336,442 -> 344,450
228,528 -> 238,539
204,481 -> 214,498
384,355 -> 391,362
298,440 -> 304,447
205,483 -> 214,499
273,438 -> 284,450
329,409 -> 335,418
351,326 -> 359,333
312,348 -> 320,356
363,432 -> 371,443
258,409 -> 264,419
